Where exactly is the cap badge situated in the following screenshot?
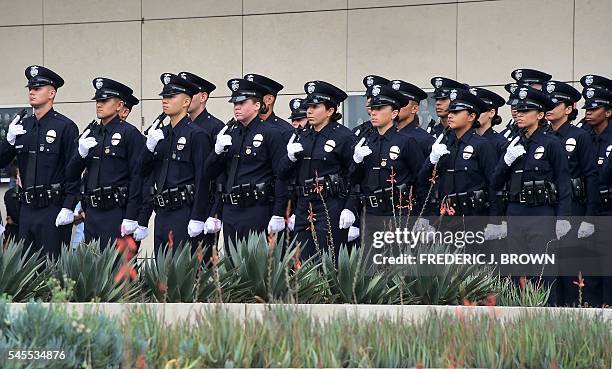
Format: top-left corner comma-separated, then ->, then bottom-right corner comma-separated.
180,73 -> 187,79
246,74 -> 254,82
391,81 -> 400,90
510,84 -> 518,93
163,74 -> 171,85
514,70 -> 522,80
469,88 -> 477,96
585,75 -> 593,86
518,88 -> 528,100
371,85 -> 380,97
586,88 -> 595,99
434,78 -> 442,88
366,76 -> 374,87
292,99 -> 301,110
307,82 -> 316,94
546,82 -> 555,93
231,80 -> 240,92
30,66 -> 38,77
449,89 -> 457,101
95,78 -> 104,90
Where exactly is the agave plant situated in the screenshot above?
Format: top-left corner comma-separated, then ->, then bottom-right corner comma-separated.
50,241 -> 140,302
0,240 -> 46,301
224,231 -> 326,303
494,275 -> 551,307
322,245 -> 399,304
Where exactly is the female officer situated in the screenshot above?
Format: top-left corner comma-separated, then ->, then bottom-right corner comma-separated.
349,84 -> 424,218
493,86 -> 572,305
470,87 -> 507,160
419,89 -> 498,224
279,80 -> 356,259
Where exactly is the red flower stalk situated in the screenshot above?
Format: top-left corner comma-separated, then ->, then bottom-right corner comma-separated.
429,168 -> 438,185
167,230 -> 174,249
573,271 -> 585,288
462,298 -> 476,307
114,264 -> 137,284
306,203 -> 316,231
135,353 -> 147,369
485,293 -> 497,307
519,276 -> 527,291
196,241 -> 204,264
386,167 -> 397,185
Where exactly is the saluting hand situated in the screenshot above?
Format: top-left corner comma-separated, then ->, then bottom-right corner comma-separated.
146,127 -> 164,153
503,136 -> 526,166
429,134 -> 450,164
352,137 -> 372,164
214,125 -> 232,154
6,114 -> 27,146
286,133 -> 304,162
78,129 -> 98,158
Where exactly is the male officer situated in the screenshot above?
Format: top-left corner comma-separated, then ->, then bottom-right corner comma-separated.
206,78 -> 288,248
288,98 -> 308,131
352,75 -> 390,139
0,65 -> 79,258
119,94 -> 139,121
66,78 -> 144,248
244,73 -> 293,140
428,77 -> 468,137
390,79 -> 433,158
140,73 -> 211,253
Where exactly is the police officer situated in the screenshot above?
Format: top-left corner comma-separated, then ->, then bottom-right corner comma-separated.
119,94 -> 139,121
544,80 -> 599,306
576,75 -> 612,130
140,73 -> 212,253
206,78 -> 288,247
288,98 -> 308,131
279,80 -> 356,259
492,87 -> 571,304
66,78 -> 145,248
243,73 -> 293,140
499,83 -> 521,140
510,68 -> 552,91
428,77 -> 468,137
470,87 -> 507,159
352,75 -> 390,139
350,84 -> 424,219
419,89 -> 498,229
389,79 -> 434,158
0,65 -> 79,258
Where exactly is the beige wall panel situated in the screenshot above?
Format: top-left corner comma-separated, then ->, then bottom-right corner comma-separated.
53,101 -> 96,131
349,0 -> 454,7
143,0 -> 241,19
243,11 -> 347,95
347,4 -> 457,92
44,22 -> 141,103
457,0 -> 574,86
243,0 -> 346,14
44,0 -> 140,23
0,0 -> 42,26
141,17 -> 242,100
0,26 -> 43,105
574,0 -> 612,80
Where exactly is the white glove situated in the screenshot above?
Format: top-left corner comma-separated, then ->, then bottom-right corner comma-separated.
503,136 -> 526,166
187,219 -> 205,238
352,137 -> 373,164
78,129 -> 98,158
133,226 -> 148,242
214,125 -> 232,154
348,226 -> 360,242
267,215 -> 285,234
577,221 -> 594,239
203,217 -> 222,234
120,219 -> 139,236
484,222 -> 508,241
6,122 -> 27,146
556,219 -> 572,240
146,128 -> 164,153
287,133 -> 304,162
55,208 -> 74,227
339,209 -> 356,229
287,214 -> 296,231
429,134 -> 450,164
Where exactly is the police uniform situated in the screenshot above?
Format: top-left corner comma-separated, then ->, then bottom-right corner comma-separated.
390,79 -> 434,158
576,75 -> 612,130
0,65 -> 79,257
66,78 -> 145,248
289,98 -> 308,132
124,94 -> 139,113
140,73 -> 212,253
206,78 -> 288,248
352,75 -> 390,139
468,87 -> 507,159
419,89 -> 498,219
510,68 -> 552,90
428,77 -> 468,137
244,73 -> 294,141
499,83 -> 520,140
285,98 -> 309,231
278,80 -> 355,259
349,85 -> 424,217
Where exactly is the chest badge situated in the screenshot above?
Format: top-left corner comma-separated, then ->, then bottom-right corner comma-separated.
324,139 -> 336,153
462,145 -> 474,160
45,129 -> 57,144
534,146 -> 545,160
252,133 -> 263,148
177,136 -> 187,151
606,145 -> 612,157
565,138 -> 576,153
245,146 -> 252,155
105,147 -> 110,154
111,132 -> 122,146
381,158 -> 387,167
389,145 -> 400,160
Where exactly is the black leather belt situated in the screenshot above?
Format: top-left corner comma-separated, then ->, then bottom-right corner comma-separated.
599,188 -> 612,212
222,182 -> 273,207
361,184 -> 412,210
82,186 -> 128,210
295,175 -> 346,199
444,189 -> 489,215
507,180 -> 558,206
153,185 -> 194,210
17,184 -> 63,208
570,177 -> 585,203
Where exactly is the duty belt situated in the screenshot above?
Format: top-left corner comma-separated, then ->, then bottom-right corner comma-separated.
599,188 -> 612,212
443,189 -> 489,216
17,184 -> 63,208
570,177 -> 586,203
152,185 -> 195,210
295,175 -> 346,199
507,180 -> 558,207
362,184 -> 412,210
82,186 -> 128,210
222,182 -> 274,207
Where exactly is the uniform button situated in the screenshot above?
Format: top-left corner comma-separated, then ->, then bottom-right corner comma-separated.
464,166 -> 468,170
535,167 -> 538,170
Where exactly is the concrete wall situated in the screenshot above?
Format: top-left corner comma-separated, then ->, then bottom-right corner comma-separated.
0,0 -> 610,254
